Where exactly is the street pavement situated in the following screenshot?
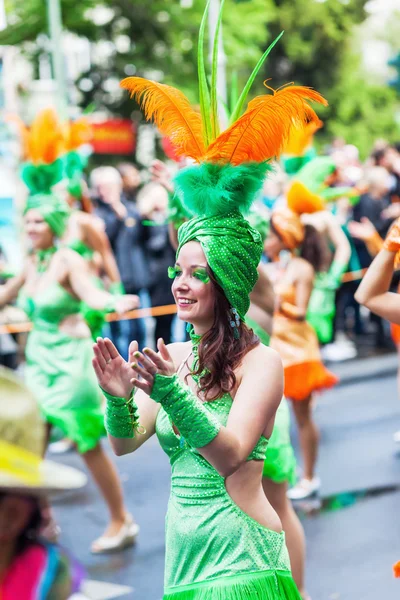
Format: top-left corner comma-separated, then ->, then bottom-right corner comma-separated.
52,357 -> 400,600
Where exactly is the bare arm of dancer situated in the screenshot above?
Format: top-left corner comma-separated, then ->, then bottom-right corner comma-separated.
92,337 -> 189,455
82,215 -> 121,283
250,264 -> 275,316
60,249 -> 138,312
278,259 -> 314,321
355,249 -> 400,321
131,340 -> 283,478
0,272 -> 25,306
348,218 -> 383,257
325,211 -> 351,267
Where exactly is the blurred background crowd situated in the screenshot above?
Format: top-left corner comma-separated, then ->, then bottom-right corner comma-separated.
2,138 -> 400,369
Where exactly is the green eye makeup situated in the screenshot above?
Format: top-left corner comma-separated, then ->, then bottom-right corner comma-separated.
168,266 -> 182,279
168,266 -> 210,283
193,268 -> 210,284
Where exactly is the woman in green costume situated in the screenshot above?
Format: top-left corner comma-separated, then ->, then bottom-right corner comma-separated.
0,184 -> 140,553
94,163 -> 303,599
91,15 -> 327,592
91,8 -> 328,593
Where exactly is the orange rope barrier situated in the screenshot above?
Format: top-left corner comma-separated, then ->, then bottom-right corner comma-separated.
0,271 -> 374,335
0,304 -> 177,335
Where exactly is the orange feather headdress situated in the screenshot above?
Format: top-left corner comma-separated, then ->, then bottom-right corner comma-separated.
121,78 -> 327,167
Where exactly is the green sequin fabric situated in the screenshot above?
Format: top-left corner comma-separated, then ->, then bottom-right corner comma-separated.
152,324 -> 300,598
155,395 -> 298,598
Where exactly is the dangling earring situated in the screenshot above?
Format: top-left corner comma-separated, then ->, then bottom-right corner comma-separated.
229,308 -> 240,340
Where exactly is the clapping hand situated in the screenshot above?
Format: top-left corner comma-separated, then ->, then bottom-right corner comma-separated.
130,338 -> 175,396
93,337 -> 139,399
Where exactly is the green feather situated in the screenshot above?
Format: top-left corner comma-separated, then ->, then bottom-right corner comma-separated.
173,162 -> 272,218
230,31 -> 284,125
198,0 -> 212,147
210,0 -> 225,140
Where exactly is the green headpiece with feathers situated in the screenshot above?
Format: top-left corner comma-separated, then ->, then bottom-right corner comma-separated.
176,162 -> 268,319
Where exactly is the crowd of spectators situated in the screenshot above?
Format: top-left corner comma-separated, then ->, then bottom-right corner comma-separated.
1,139 -> 400,368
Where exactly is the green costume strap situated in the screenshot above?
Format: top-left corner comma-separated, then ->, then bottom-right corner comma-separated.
328,260 -> 348,289
150,373 -> 221,449
102,388 -> 145,438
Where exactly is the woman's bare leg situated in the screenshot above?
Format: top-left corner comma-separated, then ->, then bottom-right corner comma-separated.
263,478 -> 307,597
82,442 -> 128,537
291,396 -> 319,481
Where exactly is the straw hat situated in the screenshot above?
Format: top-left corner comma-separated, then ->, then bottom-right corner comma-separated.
0,367 -> 87,495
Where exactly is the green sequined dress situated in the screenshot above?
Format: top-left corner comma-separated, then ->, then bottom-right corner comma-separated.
155,393 -> 301,599
18,283 -> 105,453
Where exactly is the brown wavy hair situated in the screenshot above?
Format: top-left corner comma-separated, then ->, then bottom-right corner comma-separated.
189,269 -> 259,401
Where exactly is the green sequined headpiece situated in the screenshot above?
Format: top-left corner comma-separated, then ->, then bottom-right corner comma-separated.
24,194 -> 70,238
176,162 -> 267,319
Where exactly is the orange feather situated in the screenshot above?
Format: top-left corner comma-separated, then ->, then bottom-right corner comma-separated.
283,118 -> 323,156
203,86 -> 328,165
121,77 -> 205,161
64,118 -> 93,151
27,109 -> 66,164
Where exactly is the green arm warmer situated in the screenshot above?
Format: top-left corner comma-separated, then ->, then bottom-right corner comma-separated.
150,373 -> 221,448
328,260 -> 348,288
102,388 -> 144,438
109,281 -> 125,295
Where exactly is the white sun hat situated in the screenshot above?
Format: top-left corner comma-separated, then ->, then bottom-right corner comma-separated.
0,367 -> 87,495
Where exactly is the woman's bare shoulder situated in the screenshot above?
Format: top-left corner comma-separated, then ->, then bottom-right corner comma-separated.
290,256 -> 314,280
166,341 -> 192,369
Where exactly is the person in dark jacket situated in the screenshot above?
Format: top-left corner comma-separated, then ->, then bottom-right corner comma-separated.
91,166 -> 149,356
137,182 -> 176,344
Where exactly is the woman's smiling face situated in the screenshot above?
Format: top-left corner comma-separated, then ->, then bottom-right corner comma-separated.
171,241 -> 215,333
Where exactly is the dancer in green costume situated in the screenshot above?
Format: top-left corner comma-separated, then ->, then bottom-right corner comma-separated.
1,109 -> 141,553
93,6 -> 326,595
247,209 -> 307,598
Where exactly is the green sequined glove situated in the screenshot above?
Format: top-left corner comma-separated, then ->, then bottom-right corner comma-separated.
102,388 -> 144,438
150,373 -> 221,448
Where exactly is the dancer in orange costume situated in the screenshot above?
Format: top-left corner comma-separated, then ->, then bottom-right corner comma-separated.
266,208 -> 338,499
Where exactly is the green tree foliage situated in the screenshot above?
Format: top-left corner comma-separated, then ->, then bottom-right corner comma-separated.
1,0 -> 398,151
324,54 -> 399,156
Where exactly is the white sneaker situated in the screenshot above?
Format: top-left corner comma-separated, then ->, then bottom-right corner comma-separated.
48,439 -> 75,454
287,477 -> 321,500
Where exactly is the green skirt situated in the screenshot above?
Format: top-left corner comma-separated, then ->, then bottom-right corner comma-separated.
263,398 -> 297,486
25,327 -> 105,453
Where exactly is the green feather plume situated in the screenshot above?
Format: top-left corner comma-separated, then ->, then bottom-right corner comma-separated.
173,162 -> 272,218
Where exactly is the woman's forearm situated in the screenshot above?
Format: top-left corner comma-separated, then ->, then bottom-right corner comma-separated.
355,249 -> 397,317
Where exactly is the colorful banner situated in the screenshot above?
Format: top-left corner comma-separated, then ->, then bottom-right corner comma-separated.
91,119 -> 136,155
